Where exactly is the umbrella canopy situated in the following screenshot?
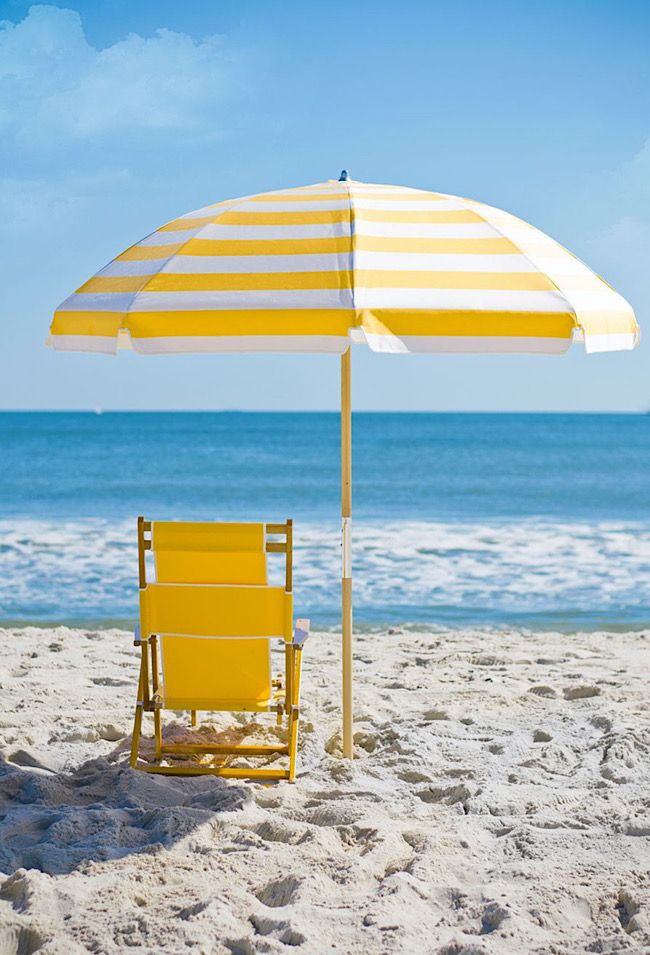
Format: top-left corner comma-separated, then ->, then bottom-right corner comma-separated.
48,176 -> 638,356
47,174 -> 639,760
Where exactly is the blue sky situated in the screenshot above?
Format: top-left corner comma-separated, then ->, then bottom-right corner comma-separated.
1,0 -> 649,411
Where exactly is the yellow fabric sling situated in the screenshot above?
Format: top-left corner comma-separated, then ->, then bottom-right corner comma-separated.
152,521 -> 267,585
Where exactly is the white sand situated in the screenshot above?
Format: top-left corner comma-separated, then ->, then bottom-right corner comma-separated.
0,625 -> 649,954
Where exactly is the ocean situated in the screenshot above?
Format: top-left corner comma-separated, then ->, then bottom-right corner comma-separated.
1,411 -> 649,630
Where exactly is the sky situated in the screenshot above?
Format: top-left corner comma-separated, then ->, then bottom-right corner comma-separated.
0,0 -> 649,412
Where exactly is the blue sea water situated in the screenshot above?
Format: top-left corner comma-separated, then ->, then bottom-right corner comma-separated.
1,411 -> 650,629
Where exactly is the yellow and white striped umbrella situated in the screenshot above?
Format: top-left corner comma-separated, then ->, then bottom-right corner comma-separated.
48,176 -> 638,356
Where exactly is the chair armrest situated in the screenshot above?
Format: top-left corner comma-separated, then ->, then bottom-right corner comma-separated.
293,618 -> 310,647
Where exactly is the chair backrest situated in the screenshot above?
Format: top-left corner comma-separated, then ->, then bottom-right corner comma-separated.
152,521 -> 267,585
137,518 -> 293,592
140,583 -> 293,710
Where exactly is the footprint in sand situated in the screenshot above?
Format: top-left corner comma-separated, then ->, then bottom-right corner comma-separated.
623,823 -> 650,836
0,923 -> 43,955
446,768 -> 476,780
479,901 -> 510,935
590,715 -> 613,733
438,941 -> 485,955
616,888 -> 648,936
423,709 -> 449,722
533,730 -> 553,743
6,750 -> 57,773
487,742 -> 505,755
55,728 -> 100,743
255,874 -> 301,908
401,831 -> 428,851
416,783 -> 472,806
353,731 -> 379,753
528,685 -> 557,698
249,914 -> 305,947
398,769 -> 433,783
91,676 -> 130,687
600,734 -> 640,784
337,824 -> 380,854
521,743 -> 579,777
251,820 -> 310,845
563,685 -> 601,700
298,804 -> 360,828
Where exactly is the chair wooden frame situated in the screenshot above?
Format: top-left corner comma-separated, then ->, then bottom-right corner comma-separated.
130,517 -> 307,782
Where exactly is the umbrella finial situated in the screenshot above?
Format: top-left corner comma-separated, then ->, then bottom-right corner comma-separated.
338,169 -> 350,181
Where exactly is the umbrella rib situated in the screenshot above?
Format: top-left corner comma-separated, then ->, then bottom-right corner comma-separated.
132,195 -> 256,304
462,198 -> 579,331
344,179 -> 358,322
90,197 -> 249,329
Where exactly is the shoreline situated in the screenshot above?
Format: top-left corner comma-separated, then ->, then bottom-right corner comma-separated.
1,625 -> 649,952
3,619 -> 650,635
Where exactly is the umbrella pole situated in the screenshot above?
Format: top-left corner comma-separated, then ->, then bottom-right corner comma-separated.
341,346 -> 353,758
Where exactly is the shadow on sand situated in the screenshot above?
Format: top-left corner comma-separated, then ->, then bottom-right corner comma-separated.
0,729 -> 256,876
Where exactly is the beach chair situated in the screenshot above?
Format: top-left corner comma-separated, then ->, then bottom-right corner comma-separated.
142,517 -> 281,728
130,518 -> 309,781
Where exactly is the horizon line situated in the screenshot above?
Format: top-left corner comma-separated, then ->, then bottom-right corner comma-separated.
0,409 -> 648,416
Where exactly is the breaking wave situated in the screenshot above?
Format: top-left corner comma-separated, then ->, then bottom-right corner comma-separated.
2,517 -> 650,630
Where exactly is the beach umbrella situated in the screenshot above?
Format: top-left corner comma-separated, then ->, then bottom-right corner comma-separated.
47,172 -> 639,758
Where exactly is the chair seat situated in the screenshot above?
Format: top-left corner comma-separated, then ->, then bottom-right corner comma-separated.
157,630 -> 275,714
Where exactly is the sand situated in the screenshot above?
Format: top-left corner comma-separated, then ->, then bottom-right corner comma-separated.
0,625 -> 649,954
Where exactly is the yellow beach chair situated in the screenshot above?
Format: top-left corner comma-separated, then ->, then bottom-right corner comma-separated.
130,518 -> 309,781
142,517 -> 275,728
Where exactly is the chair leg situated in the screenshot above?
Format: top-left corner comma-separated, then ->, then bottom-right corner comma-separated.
131,703 -> 143,768
288,647 -> 304,782
288,709 -> 299,782
149,636 -> 163,759
154,708 -> 162,759
130,656 -> 146,768
191,710 -> 198,728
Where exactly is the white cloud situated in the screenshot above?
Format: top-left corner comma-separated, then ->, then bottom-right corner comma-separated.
0,5 -> 235,143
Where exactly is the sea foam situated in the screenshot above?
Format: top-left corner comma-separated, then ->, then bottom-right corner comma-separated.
1,517 -> 649,629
